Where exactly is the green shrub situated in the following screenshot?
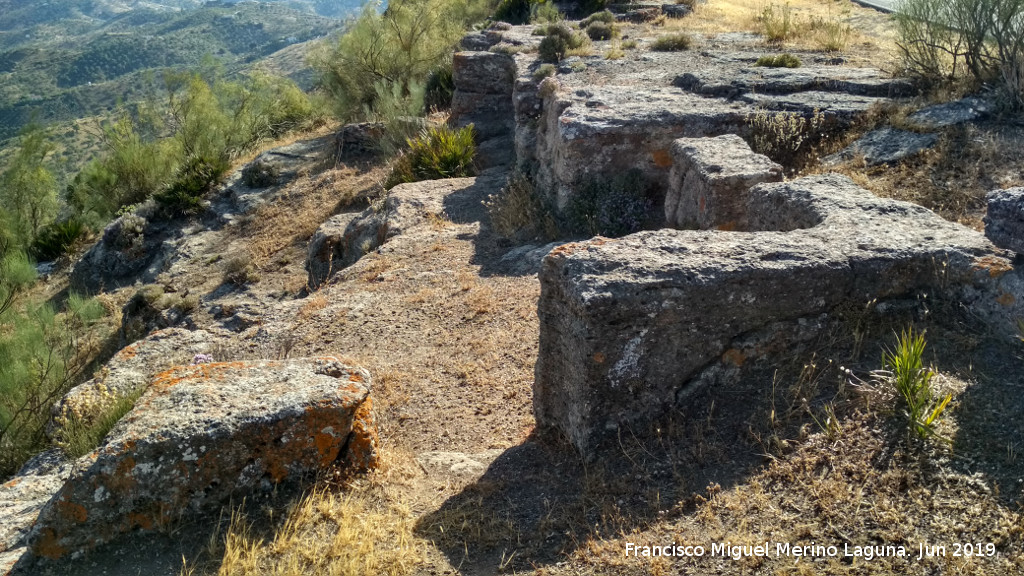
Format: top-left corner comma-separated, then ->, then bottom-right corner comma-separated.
882,328 -> 951,440
310,0 -> 490,120
586,21 -> 617,41
533,63 -> 557,81
580,10 -> 616,28
809,14 -> 851,52
746,108 -> 826,169
424,62 -> 455,111
0,292 -> 106,477
622,39 -> 639,50
485,173 -> 559,240
760,2 -> 798,43
566,169 -> 652,237
0,122 -> 58,249
755,53 -> 802,68
66,124 -> 178,224
222,253 -> 260,286
386,125 -> 477,187
494,0 -> 532,24
32,218 -> 89,261
650,33 -> 692,51
531,0 -> 564,23
155,155 -> 229,217
539,24 -> 588,62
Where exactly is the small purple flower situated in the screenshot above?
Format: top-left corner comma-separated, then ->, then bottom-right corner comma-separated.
191,353 -> 215,365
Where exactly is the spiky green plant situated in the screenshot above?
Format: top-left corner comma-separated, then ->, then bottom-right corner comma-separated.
387,125 -> 477,188
882,328 -> 951,440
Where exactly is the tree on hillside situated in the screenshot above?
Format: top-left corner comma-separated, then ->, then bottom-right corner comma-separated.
310,0 -> 493,120
0,122 -> 58,248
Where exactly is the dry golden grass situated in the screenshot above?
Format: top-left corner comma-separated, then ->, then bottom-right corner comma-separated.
183,448 -> 427,576
812,122 -> 1024,229
666,0 -> 896,62
206,491 -> 423,576
242,164 -> 387,271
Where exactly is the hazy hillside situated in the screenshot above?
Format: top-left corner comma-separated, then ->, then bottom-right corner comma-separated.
0,0 -> 359,159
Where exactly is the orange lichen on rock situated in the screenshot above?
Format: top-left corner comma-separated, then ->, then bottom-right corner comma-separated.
973,255 -> 1014,278
33,528 -> 67,560
27,358 -> 378,561
126,512 -> 153,531
721,348 -> 746,367
344,398 -> 379,473
56,496 -> 88,524
652,148 -> 673,168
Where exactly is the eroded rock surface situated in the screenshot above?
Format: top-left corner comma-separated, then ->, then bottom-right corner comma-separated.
453,36 -> 919,214
985,187 -> 1024,255
665,134 -> 782,230
225,135 -> 332,214
306,169 -> 507,287
48,328 -> 228,442
825,127 -> 938,166
534,174 -> 1021,456
27,358 -> 377,562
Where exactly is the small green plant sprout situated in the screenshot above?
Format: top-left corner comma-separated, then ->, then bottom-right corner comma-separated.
755,53 -> 802,68
650,33 -> 693,52
881,328 -> 952,440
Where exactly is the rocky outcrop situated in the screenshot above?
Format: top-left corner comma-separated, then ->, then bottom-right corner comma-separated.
665,134 -> 782,230
306,170 -> 507,288
27,358 -> 377,562
908,95 -> 992,129
335,122 -> 386,159
69,209 -> 167,292
225,135 -> 333,214
306,212 -> 363,290
48,329 -> 228,442
534,173 -> 1021,457
486,38 -> 914,214
985,187 -> 1024,255
0,452 -> 75,573
824,127 -> 938,166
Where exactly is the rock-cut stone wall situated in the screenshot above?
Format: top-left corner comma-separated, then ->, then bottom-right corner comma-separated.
533,173 -> 1023,457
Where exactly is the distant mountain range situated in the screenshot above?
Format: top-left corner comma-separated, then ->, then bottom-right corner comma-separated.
0,0 -> 366,150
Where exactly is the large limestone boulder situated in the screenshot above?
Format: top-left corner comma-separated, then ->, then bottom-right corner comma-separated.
27,358 -> 377,561
534,174 -> 1021,457
665,134 -> 783,230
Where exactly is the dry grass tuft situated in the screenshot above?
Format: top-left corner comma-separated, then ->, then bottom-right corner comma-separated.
813,123 -> 1024,229
242,164 -> 387,271
187,488 -> 424,576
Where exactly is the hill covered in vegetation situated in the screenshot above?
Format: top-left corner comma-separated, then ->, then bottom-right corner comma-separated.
0,0 -> 352,147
